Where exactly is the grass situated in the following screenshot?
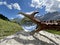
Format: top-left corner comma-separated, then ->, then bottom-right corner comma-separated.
46,30 -> 60,35
0,19 -> 23,39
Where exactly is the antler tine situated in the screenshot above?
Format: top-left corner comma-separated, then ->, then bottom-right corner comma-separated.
31,11 -> 39,17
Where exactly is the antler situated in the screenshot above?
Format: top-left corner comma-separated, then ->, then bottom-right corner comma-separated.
18,11 -> 40,24
30,11 -> 39,17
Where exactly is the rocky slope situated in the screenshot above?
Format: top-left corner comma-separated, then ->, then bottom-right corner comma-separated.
0,30 -> 60,45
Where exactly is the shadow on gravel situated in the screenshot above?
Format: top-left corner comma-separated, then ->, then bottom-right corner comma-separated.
13,36 -> 55,45
13,31 -> 58,45
0,31 -> 59,45
38,33 -> 59,45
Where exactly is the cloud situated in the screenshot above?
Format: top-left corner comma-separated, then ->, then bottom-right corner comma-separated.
30,0 -> 60,12
7,5 -> 12,9
10,17 -> 14,19
57,0 -> 60,1
0,1 -> 21,10
0,1 -> 7,5
17,14 -> 24,18
0,2 -> 3,5
25,11 -> 34,14
12,3 -> 21,10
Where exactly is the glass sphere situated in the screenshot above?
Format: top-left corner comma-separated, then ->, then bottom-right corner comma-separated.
20,18 -> 37,32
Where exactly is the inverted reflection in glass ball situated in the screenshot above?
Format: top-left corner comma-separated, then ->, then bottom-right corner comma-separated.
20,18 -> 37,32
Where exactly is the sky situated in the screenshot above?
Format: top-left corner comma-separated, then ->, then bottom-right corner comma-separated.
0,0 -> 60,19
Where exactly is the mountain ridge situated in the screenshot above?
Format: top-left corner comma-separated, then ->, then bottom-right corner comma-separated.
36,11 -> 60,21
0,14 -> 9,21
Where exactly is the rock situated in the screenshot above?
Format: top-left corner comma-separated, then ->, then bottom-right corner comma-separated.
0,30 -> 60,45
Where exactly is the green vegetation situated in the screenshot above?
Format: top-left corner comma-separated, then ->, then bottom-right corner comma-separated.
0,19 -> 23,39
46,30 -> 60,35
0,14 -> 9,21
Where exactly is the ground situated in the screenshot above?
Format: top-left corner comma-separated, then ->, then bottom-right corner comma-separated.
0,30 -> 60,45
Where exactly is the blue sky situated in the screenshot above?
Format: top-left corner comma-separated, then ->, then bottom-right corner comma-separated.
0,0 -> 60,19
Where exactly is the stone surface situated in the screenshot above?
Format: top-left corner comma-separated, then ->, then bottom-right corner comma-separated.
0,30 -> 60,45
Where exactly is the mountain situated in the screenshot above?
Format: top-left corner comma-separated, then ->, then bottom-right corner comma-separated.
36,12 -> 60,21
0,14 -> 9,21
11,17 -> 23,24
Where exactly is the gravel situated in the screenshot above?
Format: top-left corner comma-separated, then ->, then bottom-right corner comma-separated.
0,30 -> 60,45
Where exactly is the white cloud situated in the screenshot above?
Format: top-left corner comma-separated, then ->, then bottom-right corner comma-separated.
0,1 -> 7,5
0,1 -> 21,10
25,11 -> 34,14
12,3 -> 21,10
17,14 -> 24,18
7,5 -> 12,9
10,17 -> 14,19
30,0 -> 60,12
57,0 -> 60,1
0,2 -> 3,5
3,1 -> 7,5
